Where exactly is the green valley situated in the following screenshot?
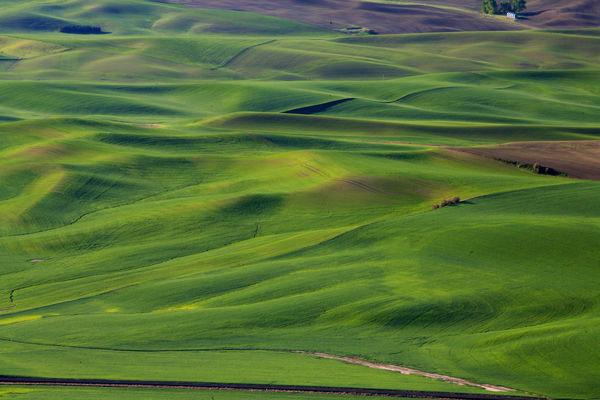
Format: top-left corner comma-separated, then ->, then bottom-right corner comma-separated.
0,1 -> 599,399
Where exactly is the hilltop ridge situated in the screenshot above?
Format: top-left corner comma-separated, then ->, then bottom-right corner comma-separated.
155,0 -> 600,34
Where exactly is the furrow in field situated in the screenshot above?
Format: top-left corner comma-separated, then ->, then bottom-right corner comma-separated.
213,40 -> 277,70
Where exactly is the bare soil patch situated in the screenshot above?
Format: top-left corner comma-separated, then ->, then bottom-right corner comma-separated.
153,0 -> 521,34
379,0 -> 600,29
519,0 -> 600,29
457,140 -> 600,181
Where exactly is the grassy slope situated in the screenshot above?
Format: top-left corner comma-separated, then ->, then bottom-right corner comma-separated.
0,1 -> 599,399
0,343 -> 489,394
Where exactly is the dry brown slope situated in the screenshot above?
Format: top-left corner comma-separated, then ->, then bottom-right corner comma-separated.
360,0 -> 600,29
519,0 -> 600,28
154,0 -> 521,34
458,141 -> 600,181
154,0 -> 600,34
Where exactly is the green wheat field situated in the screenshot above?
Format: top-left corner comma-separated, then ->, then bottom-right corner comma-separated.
0,0 -> 599,399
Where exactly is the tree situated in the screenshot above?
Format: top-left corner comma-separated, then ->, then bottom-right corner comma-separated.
512,0 -> 526,13
499,1 -> 513,13
481,0 -> 497,14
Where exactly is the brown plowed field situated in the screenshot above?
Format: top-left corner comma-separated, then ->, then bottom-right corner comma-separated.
402,0 -> 600,28
153,0 -> 600,34
153,0 -> 520,34
521,0 -> 600,28
458,141 -> 600,181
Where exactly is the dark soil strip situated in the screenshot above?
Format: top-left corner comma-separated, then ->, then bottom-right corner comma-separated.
0,376 -> 546,400
284,98 -> 355,114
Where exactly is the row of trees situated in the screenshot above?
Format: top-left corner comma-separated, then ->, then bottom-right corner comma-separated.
482,0 -> 526,15
60,25 -> 106,34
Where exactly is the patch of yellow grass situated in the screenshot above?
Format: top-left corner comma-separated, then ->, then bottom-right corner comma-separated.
0,36 -> 67,58
0,315 -> 42,325
0,387 -> 33,395
157,304 -> 199,312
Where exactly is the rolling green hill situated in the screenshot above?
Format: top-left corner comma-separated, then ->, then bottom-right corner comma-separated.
0,1 -> 599,399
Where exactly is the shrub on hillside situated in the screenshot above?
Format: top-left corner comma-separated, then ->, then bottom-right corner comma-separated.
498,158 -> 565,176
432,197 -> 460,210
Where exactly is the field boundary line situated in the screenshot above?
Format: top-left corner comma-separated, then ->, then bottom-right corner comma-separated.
0,376 -> 550,399
212,40 -> 276,70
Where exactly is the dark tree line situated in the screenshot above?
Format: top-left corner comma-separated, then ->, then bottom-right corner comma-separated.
60,25 -> 107,34
481,0 -> 526,15
431,197 -> 461,210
